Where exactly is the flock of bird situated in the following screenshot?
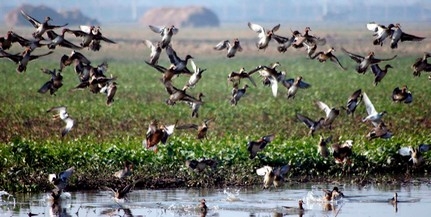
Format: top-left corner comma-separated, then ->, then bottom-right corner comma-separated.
1,10 -> 431,212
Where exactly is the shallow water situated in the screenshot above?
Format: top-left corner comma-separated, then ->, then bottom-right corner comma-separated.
1,183 -> 431,217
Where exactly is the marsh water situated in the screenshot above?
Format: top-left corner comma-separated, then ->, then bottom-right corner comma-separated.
1,182 -> 430,217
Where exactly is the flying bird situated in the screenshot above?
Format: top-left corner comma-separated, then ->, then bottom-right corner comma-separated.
38,68 -> 63,95
185,158 -> 218,173
311,47 -> 346,70
0,47 -> 53,73
248,22 -> 284,50
366,22 -> 394,46
213,38 -> 243,58
390,23 -> 425,49
296,113 -> 324,136
143,120 -> 176,152
371,64 -> 392,86
362,92 -> 386,126
20,10 -> 68,39
392,85 -> 412,104
341,48 -> 397,74
342,89 -> 362,117
230,84 -> 249,106
143,39 -> 162,65
247,134 -> 275,159
148,25 -> 179,49
315,100 -> 340,129
46,106 -> 74,137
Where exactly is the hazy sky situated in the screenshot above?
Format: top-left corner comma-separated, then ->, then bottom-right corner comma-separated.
4,0 -> 429,24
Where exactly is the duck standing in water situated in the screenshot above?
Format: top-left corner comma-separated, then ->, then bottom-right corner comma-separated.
283,199 -> 305,215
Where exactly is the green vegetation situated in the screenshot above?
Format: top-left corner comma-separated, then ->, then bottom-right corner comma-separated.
0,32 -> 430,193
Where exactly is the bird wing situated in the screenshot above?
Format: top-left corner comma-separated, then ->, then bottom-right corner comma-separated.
60,38 -> 82,49
316,101 -> 331,117
296,113 -> 314,128
268,76 -> 278,97
38,81 -> 52,93
419,144 -> 430,152
256,166 -> 272,176
190,59 -> 197,74
341,47 -> 364,64
213,40 -> 229,50
176,124 -> 199,130
46,30 -> 59,40
47,106 -> 67,114
166,45 -> 180,65
275,165 -> 290,176
370,64 -> 382,76
148,25 -> 164,34
298,80 -> 311,88
58,167 -> 75,181
366,22 -> 379,32
29,51 -> 54,61
20,10 -> 41,28
400,32 -> 425,42
248,22 -> 264,34
272,34 -> 290,44
62,117 -> 74,137
143,39 -> 155,49
100,36 -> 116,44
362,92 -> 377,116
79,25 -> 93,34
398,147 -> 412,156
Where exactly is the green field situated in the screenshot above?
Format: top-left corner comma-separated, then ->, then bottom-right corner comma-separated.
0,26 -> 430,192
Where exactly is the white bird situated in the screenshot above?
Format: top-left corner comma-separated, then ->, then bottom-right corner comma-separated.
362,92 -> 386,126
143,39 -> 162,65
256,166 -> 274,189
366,22 -> 394,46
183,59 -> 206,90
248,22 -> 280,50
148,25 -> 179,49
213,38 -> 243,58
315,101 -> 340,129
46,106 -> 75,137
